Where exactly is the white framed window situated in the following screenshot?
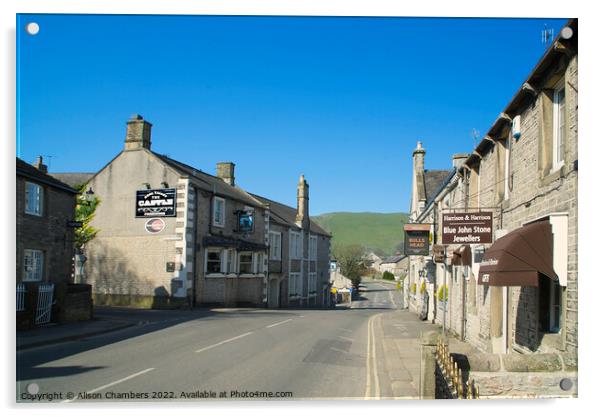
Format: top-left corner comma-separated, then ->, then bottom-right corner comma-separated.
289,273 -> 301,297
239,252 -> 253,274
25,182 -> 43,216
225,249 -> 236,274
553,80 -> 566,170
309,272 -> 317,294
213,197 -> 225,227
477,165 -> 481,209
289,273 -> 297,296
205,248 -> 223,274
254,252 -> 264,274
23,249 -> 44,282
290,231 -> 303,260
503,139 -> 510,201
269,231 -> 282,261
309,235 -> 318,261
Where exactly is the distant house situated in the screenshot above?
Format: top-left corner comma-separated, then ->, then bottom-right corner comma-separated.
378,254 -> 408,279
365,252 -> 383,269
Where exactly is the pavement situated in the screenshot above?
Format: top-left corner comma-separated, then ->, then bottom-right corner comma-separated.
16,281 -> 442,402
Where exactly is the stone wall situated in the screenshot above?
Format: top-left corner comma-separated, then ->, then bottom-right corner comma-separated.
16,177 -> 76,285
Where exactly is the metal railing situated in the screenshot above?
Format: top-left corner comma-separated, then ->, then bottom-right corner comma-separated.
436,339 -> 479,399
35,284 -> 55,325
17,283 -> 27,312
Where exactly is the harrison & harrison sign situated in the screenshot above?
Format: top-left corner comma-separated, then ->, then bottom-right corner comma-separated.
442,211 -> 493,244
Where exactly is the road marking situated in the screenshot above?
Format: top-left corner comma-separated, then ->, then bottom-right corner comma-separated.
364,314 -> 381,400
265,318 -> 293,328
364,315 -> 374,399
330,347 -> 348,354
337,335 -> 354,342
62,368 -> 155,402
339,328 -> 353,333
195,332 -> 253,353
372,315 -> 381,400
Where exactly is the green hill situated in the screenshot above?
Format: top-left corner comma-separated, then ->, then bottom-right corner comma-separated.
312,212 -> 409,256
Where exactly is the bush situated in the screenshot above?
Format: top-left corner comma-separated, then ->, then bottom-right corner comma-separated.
382,271 -> 395,281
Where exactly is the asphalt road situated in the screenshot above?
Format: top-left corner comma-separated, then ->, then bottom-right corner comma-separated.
17,280 -> 408,402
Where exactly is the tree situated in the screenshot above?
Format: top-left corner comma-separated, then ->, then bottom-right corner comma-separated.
332,243 -> 367,290
74,184 -> 101,253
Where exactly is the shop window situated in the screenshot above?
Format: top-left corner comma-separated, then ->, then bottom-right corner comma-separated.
206,249 -> 222,274
23,249 -> 44,281
213,197 -> 225,227
25,182 -> 44,216
538,275 -> 562,333
239,252 -> 253,274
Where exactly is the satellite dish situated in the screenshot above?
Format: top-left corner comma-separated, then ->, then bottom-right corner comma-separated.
560,27 -> 573,40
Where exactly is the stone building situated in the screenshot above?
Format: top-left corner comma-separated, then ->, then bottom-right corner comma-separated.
82,115 -> 331,308
378,254 -> 408,279
406,19 -> 577,367
17,157 -> 94,327
16,156 -> 78,285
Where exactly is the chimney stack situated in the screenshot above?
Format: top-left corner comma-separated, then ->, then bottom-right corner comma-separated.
295,174 -> 310,229
216,162 -> 235,186
125,114 -> 152,150
32,156 -> 47,173
452,153 -> 469,169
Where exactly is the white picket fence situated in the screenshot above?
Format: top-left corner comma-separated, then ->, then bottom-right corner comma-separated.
35,284 -> 55,325
16,283 -> 27,312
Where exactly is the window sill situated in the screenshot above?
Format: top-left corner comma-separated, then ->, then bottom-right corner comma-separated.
24,212 -> 44,218
539,164 -> 565,186
212,223 -> 225,228
239,274 -> 264,278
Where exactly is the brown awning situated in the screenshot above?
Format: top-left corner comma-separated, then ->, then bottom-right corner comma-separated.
451,245 -> 472,266
478,221 -> 558,286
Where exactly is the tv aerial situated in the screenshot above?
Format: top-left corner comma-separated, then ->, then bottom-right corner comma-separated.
542,24 -> 554,46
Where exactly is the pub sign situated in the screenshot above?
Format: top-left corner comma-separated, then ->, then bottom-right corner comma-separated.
442,211 -> 493,244
136,188 -> 176,218
403,224 -> 431,256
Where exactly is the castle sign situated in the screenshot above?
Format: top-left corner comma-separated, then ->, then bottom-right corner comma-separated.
442,212 -> 493,244
135,188 -> 176,217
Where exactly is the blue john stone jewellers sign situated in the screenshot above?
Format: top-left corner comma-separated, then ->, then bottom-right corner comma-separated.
135,188 -> 176,217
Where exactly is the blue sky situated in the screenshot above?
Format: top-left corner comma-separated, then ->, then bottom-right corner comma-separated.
16,14 -> 567,215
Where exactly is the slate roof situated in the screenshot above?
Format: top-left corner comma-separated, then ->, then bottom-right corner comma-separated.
50,173 -> 95,188
16,158 -> 78,194
152,152 -> 264,208
251,193 -> 331,237
424,169 -> 453,203
381,255 -> 407,264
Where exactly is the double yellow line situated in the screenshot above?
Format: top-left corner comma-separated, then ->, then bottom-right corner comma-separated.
364,314 -> 381,400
